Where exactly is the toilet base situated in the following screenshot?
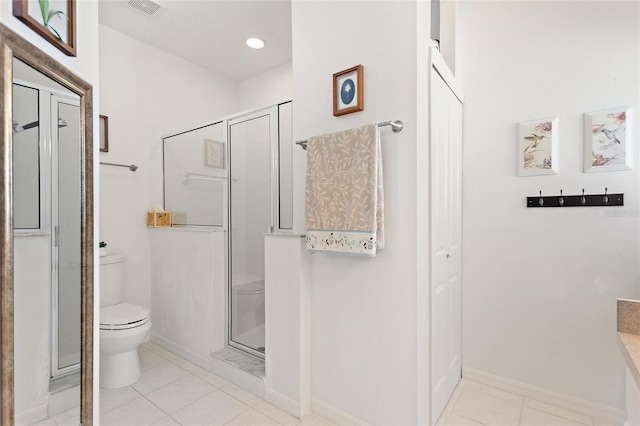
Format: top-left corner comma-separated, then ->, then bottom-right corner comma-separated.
100,349 -> 142,389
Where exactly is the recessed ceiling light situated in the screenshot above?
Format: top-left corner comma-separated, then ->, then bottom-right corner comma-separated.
246,37 -> 265,49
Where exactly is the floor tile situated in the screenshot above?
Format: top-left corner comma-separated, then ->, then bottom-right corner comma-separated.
463,380 -> 524,404
444,413 -> 484,425
524,398 -> 592,425
452,388 -> 522,426
30,419 -> 57,426
52,406 -> 79,423
171,356 -> 205,373
140,349 -> 170,371
254,400 -> 300,425
100,396 -> 166,426
146,374 -> 216,414
131,361 -> 190,394
172,390 -> 249,425
150,416 -> 181,426
146,344 -> 181,361
100,385 -> 141,413
56,414 -> 81,426
225,408 -> 281,425
520,406 -> 587,426
298,412 -> 336,425
194,368 -> 230,388
221,382 -> 262,406
593,417 -> 623,426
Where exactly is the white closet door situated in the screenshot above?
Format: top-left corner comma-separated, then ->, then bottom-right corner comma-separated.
430,65 -> 463,424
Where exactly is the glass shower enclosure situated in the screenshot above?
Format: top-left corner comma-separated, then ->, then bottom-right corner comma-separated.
162,101 -> 292,359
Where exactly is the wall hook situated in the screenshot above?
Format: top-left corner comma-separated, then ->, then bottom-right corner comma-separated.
527,189 -> 623,208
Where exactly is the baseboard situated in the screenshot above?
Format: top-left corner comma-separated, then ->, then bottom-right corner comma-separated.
16,403 -> 48,426
150,333 -> 210,370
463,367 -> 627,425
310,397 -> 368,425
264,387 -> 310,419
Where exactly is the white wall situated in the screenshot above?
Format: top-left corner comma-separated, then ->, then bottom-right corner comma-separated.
291,2 -> 430,424
99,25 -> 238,311
237,62 -> 292,111
0,1 -> 101,420
460,1 -> 640,411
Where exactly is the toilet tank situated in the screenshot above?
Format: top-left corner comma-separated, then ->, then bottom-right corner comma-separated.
99,254 -> 126,308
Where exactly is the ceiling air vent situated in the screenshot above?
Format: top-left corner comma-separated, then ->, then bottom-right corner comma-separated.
125,0 -> 167,17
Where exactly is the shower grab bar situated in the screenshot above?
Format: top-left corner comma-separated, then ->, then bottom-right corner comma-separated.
295,119 -> 404,150
100,162 -> 138,172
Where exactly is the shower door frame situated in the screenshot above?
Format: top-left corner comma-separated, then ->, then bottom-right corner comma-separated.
12,78 -> 82,379
50,93 -> 82,378
226,105 -> 279,359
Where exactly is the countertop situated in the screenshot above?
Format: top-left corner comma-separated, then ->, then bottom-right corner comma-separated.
618,299 -> 640,389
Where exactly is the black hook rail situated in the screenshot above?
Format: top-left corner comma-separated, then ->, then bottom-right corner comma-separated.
527,188 -> 623,208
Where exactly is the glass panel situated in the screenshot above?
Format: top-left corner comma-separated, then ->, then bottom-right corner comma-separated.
278,102 -> 293,230
163,122 -> 226,226
56,100 -> 81,370
229,114 -> 270,354
12,83 -> 40,229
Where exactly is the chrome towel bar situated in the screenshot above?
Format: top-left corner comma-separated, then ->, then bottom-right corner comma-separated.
295,120 -> 403,150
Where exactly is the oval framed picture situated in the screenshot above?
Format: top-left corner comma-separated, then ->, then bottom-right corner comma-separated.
333,65 -> 364,116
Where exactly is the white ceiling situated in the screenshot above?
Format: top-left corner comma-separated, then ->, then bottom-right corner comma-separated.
98,0 -> 292,82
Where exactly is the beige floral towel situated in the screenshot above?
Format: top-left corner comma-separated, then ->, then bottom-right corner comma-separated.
305,123 -> 384,256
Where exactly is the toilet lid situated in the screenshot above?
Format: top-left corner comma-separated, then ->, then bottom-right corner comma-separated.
100,303 -> 149,329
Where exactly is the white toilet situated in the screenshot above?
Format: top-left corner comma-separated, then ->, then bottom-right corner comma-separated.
100,254 -> 151,389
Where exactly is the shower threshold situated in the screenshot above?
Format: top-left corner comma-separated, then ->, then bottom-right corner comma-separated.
211,346 -> 265,399
212,346 -> 265,378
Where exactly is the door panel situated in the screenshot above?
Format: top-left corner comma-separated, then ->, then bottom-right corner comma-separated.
431,65 -> 463,423
53,98 -> 82,373
229,113 -> 271,355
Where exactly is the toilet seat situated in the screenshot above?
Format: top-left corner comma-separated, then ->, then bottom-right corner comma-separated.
100,303 -> 150,331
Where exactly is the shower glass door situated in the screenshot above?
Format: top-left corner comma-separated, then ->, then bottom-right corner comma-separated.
228,109 -> 274,357
53,97 -> 82,373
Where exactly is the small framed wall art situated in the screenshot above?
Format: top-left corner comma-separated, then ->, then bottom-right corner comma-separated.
204,139 -> 224,169
584,106 -> 632,172
518,117 -> 559,176
13,0 -> 76,56
333,65 -> 364,116
99,115 -> 108,153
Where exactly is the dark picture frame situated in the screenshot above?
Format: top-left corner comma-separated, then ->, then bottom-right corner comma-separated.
333,65 -> 364,116
13,0 -> 77,57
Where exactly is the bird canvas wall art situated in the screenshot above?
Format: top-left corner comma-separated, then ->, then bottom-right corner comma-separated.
584,106 -> 632,172
518,117 -> 559,176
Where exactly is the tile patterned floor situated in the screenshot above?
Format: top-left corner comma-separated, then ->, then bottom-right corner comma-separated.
436,379 -> 615,426
37,346 -> 617,425
98,341 -> 332,426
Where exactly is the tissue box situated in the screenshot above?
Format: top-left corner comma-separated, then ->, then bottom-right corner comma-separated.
147,211 -> 171,227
